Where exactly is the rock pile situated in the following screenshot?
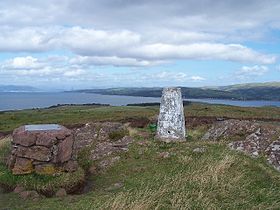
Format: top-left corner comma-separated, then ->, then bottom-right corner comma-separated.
202,119 -> 280,171
8,124 -> 78,175
73,122 -> 133,171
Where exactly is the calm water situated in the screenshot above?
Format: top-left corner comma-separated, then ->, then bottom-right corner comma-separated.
0,92 -> 280,111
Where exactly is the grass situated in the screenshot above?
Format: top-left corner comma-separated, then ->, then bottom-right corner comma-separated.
0,104 -> 280,209
0,105 -> 158,133
184,103 -> 280,120
1,103 -> 280,133
108,128 -> 129,141
0,164 -> 85,196
1,129 -> 280,209
0,137 -> 11,165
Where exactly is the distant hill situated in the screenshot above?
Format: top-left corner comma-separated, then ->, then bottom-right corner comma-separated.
0,85 -> 38,92
209,82 -> 280,91
213,82 -> 280,100
71,82 -> 280,101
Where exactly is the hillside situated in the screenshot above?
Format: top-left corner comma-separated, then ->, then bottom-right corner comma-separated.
213,82 -> 280,91
0,104 -> 280,209
71,82 -> 280,101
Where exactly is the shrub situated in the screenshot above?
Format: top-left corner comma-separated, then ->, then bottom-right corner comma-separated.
109,128 -> 129,141
77,147 -> 93,171
148,124 -> 157,133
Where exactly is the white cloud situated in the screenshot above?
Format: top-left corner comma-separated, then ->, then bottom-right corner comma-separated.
124,43 -> 276,64
190,76 -> 205,81
0,26 -> 276,65
0,56 -> 68,71
70,56 -> 164,67
63,69 -> 86,77
235,65 -> 269,79
60,27 -> 140,53
144,71 -> 205,83
2,56 -> 41,69
0,27 -> 57,52
2,0 -> 280,33
0,55 -> 85,78
0,0 -> 279,88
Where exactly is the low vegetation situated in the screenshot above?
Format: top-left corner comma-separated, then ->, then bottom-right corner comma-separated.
0,104 -> 280,209
108,128 -> 129,141
0,137 -> 11,165
1,103 -> 280,133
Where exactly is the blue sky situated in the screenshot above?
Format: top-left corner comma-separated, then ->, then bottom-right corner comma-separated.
0,0 -> 279,90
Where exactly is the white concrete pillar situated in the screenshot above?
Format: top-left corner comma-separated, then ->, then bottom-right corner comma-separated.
156,87 -> 186,142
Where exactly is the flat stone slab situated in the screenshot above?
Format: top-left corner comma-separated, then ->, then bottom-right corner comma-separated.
13,124 -> 72,147
25,124 -> 62,131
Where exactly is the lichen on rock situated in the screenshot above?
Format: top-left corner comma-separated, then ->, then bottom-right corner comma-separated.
202,119 -> 280,171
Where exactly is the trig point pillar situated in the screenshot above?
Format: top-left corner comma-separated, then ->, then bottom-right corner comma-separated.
156,87 -> 186,142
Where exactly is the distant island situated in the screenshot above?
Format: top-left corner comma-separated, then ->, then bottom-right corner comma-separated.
68,82 -> 280,101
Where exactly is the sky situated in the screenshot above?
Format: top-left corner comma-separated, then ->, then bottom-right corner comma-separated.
0,0 -> 279,90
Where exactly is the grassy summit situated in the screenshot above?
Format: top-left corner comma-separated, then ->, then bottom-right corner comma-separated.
1,103 -> 280,133
0,104 -> 280,209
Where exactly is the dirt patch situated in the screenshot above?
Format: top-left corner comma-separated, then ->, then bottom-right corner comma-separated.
186,116 -> 218,129
0,132 -> 10,140
121,117 -> 151,128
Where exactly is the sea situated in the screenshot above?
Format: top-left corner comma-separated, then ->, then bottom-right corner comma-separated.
0,92 -> 280,111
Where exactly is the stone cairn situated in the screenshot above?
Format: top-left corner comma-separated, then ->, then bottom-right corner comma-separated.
156,87 -> 186,142
7,124 -> 78,175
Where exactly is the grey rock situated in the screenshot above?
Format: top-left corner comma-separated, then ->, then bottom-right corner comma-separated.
266,140 -> 280,171
193,147 -> 206,153
55,188 -> 67,197
158,152 -> 170,159
98,156 -> 121,170
56,136 -> 74,163
73,122 -> 125,155
14,145 -> 52,162
13,185 -> 25,193
105,182 -> 124,191
12,157 -> 33,175
205,119 -> 280,171
19,190 -> 40,200
63,160 -> 79,172
202,119 -> 261,141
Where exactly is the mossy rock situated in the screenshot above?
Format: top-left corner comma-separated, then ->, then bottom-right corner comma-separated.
35,164 -> 61,175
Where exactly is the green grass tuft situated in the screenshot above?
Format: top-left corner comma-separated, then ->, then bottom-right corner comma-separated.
0,137 -> 11,165
108,128 -> 129,141
0,164 -> 85,196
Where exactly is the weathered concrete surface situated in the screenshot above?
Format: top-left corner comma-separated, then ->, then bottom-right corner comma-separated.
156,87 -> 186,142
